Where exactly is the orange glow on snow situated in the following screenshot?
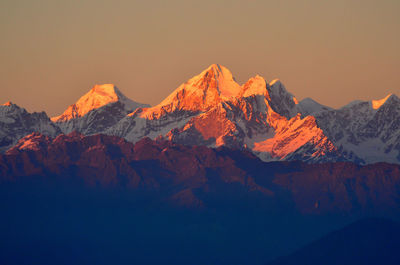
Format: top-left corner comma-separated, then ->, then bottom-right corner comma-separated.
372,94 -> 392,110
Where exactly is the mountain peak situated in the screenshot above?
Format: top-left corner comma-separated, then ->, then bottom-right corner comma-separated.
205,63 -> 224,73
189,64 -> 241,99
297,97 -> 333,116
240,75 -> 267,98
202,64 -> 232,77
2,101 -> 13,106
266,79 -> 300,118
269,79 -> 281,86
51,84 -> 121,122
1,101 -> 24,111
143,64 -> 241,116
371,93 -> 394,109
52,84 -> 145,122
91,83 -> 119,94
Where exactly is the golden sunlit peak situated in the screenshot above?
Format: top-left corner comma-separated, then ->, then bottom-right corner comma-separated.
51,83 -> 136,122
91,84 -> 118,93
200,64 -> 237,78
200,64 -> 233,79
188,63 -> 241,98
372,94 -> 393,110
206,63 -> 224,72
2,101 -> 13,106
240,75 -> 267,98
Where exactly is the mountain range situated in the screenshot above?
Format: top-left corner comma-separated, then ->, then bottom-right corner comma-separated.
1,64 -> 398,164
1,64 -> 400,264
1,131 -> 400,264
3,132 -> 400,215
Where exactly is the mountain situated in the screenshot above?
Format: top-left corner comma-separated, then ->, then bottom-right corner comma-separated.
1,64 -> 398,165
2,132 -> 400,264
296,97 -> 333,116
3,132 -> 400,215
2,65 -> 399,264
0,102 -> 61,152
105,64 -> 339,162
52,84 -> 149,134
267,218 -> 400,265
313,94 -> 400,164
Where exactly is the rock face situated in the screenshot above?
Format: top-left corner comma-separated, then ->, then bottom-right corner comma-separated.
313,94 -> 400,164
104,65 -> 400,164
1,65 -> 399,164
0,102 -> 61,152
51,84 -> 149,134
2,132 -> 400,215
105,64 -> 339,162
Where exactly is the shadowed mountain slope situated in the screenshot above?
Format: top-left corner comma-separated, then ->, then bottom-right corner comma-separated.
267,218 -> 400,265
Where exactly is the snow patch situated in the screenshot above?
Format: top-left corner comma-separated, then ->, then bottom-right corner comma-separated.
52,84 -> 147,122
372,94 -> 393,110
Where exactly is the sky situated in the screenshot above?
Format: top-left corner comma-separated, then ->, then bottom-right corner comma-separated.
1,0 -> 399,116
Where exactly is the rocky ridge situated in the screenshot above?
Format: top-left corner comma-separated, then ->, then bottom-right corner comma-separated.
1,64 -> 399,164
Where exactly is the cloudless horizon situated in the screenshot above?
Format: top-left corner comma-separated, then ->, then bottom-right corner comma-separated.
1,0 -> 399,116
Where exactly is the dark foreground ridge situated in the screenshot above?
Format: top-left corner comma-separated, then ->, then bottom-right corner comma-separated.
2,132 -> 400,214
1,132 -> 400,264
267,218 -> 400,265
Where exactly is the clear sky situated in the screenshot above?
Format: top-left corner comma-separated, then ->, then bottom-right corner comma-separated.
1,0 -> 399,116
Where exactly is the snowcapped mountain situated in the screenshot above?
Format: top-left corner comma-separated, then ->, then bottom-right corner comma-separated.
0,101 -> 61,152
150,63 -> 241,114
296,98 -> 333,117
313,94 -> 400,164
51,84 -> 149,134
106,64 -> 339,162
1,64 -> 398,164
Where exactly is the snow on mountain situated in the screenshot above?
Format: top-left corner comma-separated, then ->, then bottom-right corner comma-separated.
266,79 -> 299,119
1,65 -> 398,165
239,75 -> 268,98
105,64 -> 242,142
313,93 -> 400,164
138,64 -> 241,120
296,98 -> 333,117
52,84 -> 140,121
106,64 -> 338,162
0,102 -> 61,152
371,93 -> 393,110
52,84 -> 149,134
253,114 -> 337,162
